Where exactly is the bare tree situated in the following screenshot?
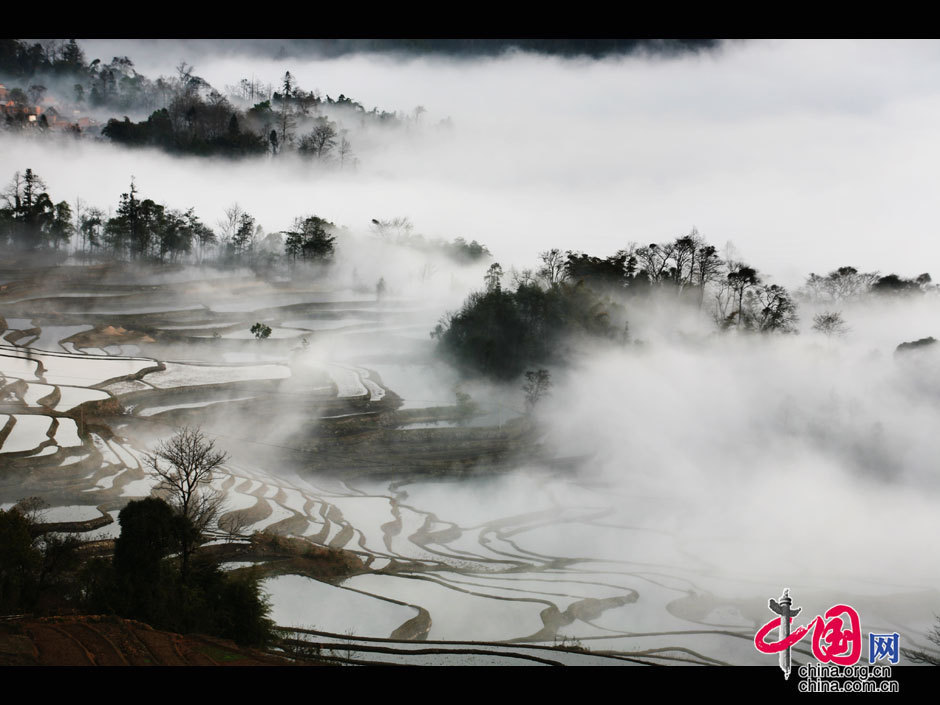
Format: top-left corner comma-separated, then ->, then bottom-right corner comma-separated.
370,216 -> 413,240
635,242 -> 675,284
299,118 -> 338,159
753,284 -> 799,334
175,61 -> 195,96
216,511 -> 252,542
217,205 -> 257,262
146,426 -> 228,577
13,496 -> 49,527
801,267 -> 880,303
538,248 -> 566,286
510,267 -> 536,287
812,311 -> 849,338
217,203 -> 242,253
338,131 -> 354,169
903,617 -> 940,665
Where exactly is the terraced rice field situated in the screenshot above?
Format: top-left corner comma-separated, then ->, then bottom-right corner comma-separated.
2,267 -> 935,667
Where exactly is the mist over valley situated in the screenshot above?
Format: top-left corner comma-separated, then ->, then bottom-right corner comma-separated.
1,38 -> 938,668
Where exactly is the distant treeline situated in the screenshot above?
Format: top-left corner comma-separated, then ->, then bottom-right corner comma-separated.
0,39 -> 87,80
370,216 -> 491,265
99,70 -> 390,161
183,38 -> 720,60
434,232 -> 936,380
0,167 -> 489,268
1,39 -> 415,162
360,38 -> 719,58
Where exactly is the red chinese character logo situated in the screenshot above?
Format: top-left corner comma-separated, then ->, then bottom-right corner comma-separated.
755,594 -> 862,669
810,604 -> 861,665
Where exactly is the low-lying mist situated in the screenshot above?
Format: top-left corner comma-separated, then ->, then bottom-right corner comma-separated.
534,289 -> 940,590
5,38 -> 940,639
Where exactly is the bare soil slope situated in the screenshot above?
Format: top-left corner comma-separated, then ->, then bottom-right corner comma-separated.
0,615 -> 302,666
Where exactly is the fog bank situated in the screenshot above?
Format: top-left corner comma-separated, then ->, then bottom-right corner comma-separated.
7,39 -> 940,284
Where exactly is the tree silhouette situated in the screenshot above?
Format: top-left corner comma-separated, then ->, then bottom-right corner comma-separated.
284,216 -> 336,264
754,284 -> 799,334
484,262 -> 503,293
727,264 -> 761,329
145,427 -> 228,580
299,118 -> 338,159
812,311 -> 848,338
538,249 -> 566,286
903,617 -> 940,665
251,322 -> 272,339
523,369 -> 552,411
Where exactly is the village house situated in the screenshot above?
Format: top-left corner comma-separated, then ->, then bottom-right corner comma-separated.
0,84 -> 96,132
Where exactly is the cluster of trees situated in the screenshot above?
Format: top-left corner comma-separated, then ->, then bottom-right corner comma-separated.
2,40 -> 417,163
435,224 -> 940,383
370,216 -> 491,264
83,427 -> 270,644
432,262 -> 627,379
98,63 -> 284,158
0,498 -> 83,615
1,168 -> 338,268
121,65 -> 414,163
0,39 -> 87,80
102,98 -> 268,157
0,428 -> 273,646
797,266 -> 934,343
530,233 -> 727,308
95,180 -> 217,262
0,169 -> 73,250
2,39 -> 164,115
518,232 -> 801,334
801,266 -> 934,301
248,71 -> 359,165
438,230 -> 929,381
99,66 -> 346,160
284,215 -> 336,264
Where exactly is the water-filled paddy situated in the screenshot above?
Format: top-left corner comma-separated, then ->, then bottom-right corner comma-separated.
263,574 -> 418,635
1,414 -> 53,453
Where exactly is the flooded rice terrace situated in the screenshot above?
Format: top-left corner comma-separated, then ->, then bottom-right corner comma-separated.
1,263 -> 938,667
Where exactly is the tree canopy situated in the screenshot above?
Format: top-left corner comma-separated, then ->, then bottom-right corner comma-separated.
284,215 -> 336,263
0,169 -> 73,250
433,269 -> 625,380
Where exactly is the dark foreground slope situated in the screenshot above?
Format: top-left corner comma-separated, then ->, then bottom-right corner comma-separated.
0,615 -> 305,666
